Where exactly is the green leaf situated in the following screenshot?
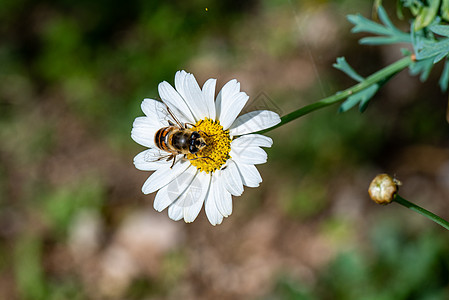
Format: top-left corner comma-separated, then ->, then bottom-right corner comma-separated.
430,24 -> 449,37
434,51 -> 449,63
414,0 -> 440,31
416,39 -> 449,62
397,0 -> 405,20
360,36 -> 408,45
409,57 -> 434,81
378,4 -> 397,31
442,0 -> 449,21
333,57 -> 365,82
347,6 -> 411,46
413,21 -> 449,63
348,14 -> 393,36
339,95 -> 360,113
439,58 -> 449,91
339,84 -> 379,113
359,84 -> 380,112
401,0 -> 424,16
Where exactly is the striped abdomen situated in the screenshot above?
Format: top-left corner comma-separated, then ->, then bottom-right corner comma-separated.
154,127 -> 191,154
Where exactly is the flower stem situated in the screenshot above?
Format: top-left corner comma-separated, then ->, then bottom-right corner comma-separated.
393,194 -> 449,231
259,55 -> 414,134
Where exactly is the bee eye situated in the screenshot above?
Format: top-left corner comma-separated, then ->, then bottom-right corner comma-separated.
192,132 -> 200,139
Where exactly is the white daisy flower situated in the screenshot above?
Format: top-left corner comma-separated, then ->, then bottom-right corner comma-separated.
132,71 -> 280,225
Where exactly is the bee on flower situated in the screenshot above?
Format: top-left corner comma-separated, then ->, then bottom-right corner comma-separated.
131,71 -> 280,225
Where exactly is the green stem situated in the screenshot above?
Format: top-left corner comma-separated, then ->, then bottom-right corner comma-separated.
394,194 -> 449,231
259,55 -> 414,134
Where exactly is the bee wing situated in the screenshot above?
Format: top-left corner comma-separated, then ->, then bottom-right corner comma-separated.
151,100 -> 172,126
143,148 -> 174,163
152,100 -> 184,127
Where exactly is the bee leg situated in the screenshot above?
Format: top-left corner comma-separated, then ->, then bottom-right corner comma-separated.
202,156 -> 215,162
189,156 -> 215,162
198,130 -> 215,137
164,104 -> 184,128
170,155 -> 177,169
185,119 -> 206,129
168,120 -> 175,126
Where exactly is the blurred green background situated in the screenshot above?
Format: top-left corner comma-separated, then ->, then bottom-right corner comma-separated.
1,0 -> 449,299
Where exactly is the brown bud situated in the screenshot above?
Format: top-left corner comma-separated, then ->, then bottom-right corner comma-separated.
368,174 -> 400,205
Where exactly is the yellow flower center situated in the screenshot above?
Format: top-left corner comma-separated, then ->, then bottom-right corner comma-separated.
186,118 -> 231,174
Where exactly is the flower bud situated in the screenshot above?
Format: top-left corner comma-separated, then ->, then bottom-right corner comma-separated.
368,174 -> 401,205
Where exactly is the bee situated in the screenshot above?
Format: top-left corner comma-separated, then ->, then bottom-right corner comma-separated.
154,104 -> 213,168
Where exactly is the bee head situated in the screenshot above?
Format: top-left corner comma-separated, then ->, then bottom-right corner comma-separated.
189,131 -> 207,154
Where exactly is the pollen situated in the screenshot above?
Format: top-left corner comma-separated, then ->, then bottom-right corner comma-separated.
186,118 -> 231,174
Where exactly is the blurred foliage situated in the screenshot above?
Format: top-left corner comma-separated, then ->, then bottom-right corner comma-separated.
397,0 -> 449,29
1,0 -> 449,299
268,222 -> 449,300
280,177 -> 329,220
41,177 -> 105,236
272,108 -> 386,173
1,0 -> 255,150
14,234 -> 47,300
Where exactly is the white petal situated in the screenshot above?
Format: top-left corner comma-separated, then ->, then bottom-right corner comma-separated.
229,110 -> 281,136
153,185 -> 172,212
231,146 -> 267,165
182,73 -> 209,121
235,162 -> 262,188
202,78 -> 217,120
174,70 -> 189,100
215,79 -> 241,122
182,171 -> 211,223
213,175 -> 233,217
140,98 -> 167,128
168,202 -> 184,221
164,168 -> 210,222
204,180 -> 224,226
231,134 -> 273,148
141,160 -> 190,194
167,166 -> 198,221
131,117 -> 159,148
219,92 -> 249,130
221,160 -> 244,196
158,81 -> 195,124
134,149 -> 171,171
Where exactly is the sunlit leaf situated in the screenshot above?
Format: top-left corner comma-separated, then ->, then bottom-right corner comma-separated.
414,0 -> 440,31
442,0 -> 449,21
